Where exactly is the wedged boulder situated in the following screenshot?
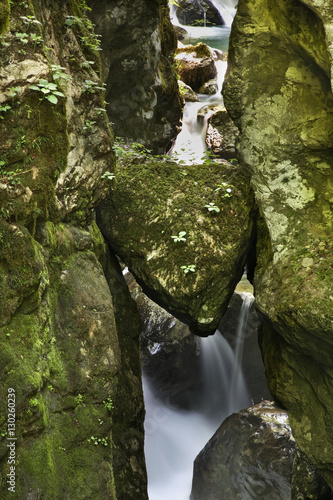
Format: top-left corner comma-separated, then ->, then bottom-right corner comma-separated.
125,271 -> 201,404
206,106 -> 239,158
97,154 -> 256,336
191,401 -> 296,500
176,43 -> 217,91
176,0 -> 224,27
223,0 -> 333,486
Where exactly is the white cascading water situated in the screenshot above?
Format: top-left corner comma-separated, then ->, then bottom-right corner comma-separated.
171,57 -> 227,163
169,0 -> 236,164
144,293 -> 253,500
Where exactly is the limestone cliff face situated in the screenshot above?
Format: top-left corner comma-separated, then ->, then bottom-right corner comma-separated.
0,1 -> 146,498
89,0 -> 183,153
224,0 -> 333,487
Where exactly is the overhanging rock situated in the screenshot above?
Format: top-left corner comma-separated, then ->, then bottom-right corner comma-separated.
97,157 -> 256,336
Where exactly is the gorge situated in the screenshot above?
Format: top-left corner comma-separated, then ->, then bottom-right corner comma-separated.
0,0 -> 332,499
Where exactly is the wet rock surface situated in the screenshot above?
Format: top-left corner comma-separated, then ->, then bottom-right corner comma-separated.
89,0 -> 182,153
176,0 -> 224,27
191,401 -> 297,500
176,43 -> 217,91
224,0 -> 333,485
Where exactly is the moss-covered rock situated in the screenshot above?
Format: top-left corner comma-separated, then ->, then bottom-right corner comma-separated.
224,0 -> 333,487
0,0 -> 114,227
97,155 -> 256,336
0,2 -> 147,498
175,43 -> 217,91
88,0 -> 182,153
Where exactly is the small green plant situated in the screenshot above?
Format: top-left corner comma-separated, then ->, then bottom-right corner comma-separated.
8,87 -> 20,100
83,119 -> 96,132
76,394 -> 84,406
94,107 -> 107,116
20,15 -> 42,27
180,264 -> 196,274
88,436 -> 109,446
204,202 -> 220,213
51,65 -> 72,86
82,79 -> 105,94
30,33 -> 43,48
0,104 -> 11,118
30,79 -> 65,104
15,32 -> 29,44
214,182 -> 233,197
29,398 -> 38,407
103,397 -> 114,411
48,385 -> 54,392
171,231 -> 187,243
82,60 -> 95,68
79,34 -> 102,52
101,171 -> 115,181
65,16 -> 84,28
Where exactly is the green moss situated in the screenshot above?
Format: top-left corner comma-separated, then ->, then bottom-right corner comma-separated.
0,0 -> 10,35
175,41 -> 212,58
98,157 -> 255,334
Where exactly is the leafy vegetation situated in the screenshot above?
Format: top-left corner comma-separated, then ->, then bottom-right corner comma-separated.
171,231 -> 187,242
29,79 -> 65,105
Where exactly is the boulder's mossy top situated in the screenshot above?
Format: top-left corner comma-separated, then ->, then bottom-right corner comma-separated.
97,154 -> 256,335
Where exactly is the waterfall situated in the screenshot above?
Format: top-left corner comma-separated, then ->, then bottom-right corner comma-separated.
171,58 -> 228,164
228,293 -> 254,412
169,0 -> 237,29
210,0 -> 237,27
143,300 -> 252,499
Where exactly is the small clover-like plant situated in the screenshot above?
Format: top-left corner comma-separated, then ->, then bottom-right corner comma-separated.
101,171 -> 115,181
214,182 -> 233,198
83,120 -> 96,132
30,79 -> 65,105
103,397 -> 114,411
20,15 -> 42,27
171,231 -> 187,243
204,202 -> 220,213
181,264 -> 196,274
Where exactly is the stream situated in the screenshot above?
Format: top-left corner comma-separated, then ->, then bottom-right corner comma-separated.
143,2 -> 242,498
170,1 -> 234,164
143,292 -> 253,500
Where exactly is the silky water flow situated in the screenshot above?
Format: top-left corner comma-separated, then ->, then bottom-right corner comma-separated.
143,295 -> 253,500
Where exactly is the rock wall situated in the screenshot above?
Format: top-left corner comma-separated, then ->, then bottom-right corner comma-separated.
224,0 -> 333,487
0,1 -> 146,498
89,0 -> 183,153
